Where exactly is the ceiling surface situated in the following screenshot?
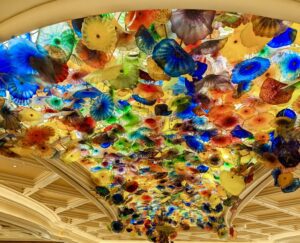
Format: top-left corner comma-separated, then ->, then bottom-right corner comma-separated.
0,1 -> 299,243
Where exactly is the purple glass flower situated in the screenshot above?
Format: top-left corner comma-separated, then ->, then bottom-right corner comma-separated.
170,10 -> 215,44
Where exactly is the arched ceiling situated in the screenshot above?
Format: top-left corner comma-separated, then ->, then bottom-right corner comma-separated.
0,1 -> 299,243
1,0 -> 300,41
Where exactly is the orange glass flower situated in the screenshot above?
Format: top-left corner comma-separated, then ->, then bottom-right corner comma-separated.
243,112 -> 274,131
141,194 -> 152,202
214,113 -> 240,130
23,126 -> 55,146
254,132 -> 270,144
36,144 -> 56,158
278,172 -> 294,188
208,104 -> 234,121
144,118 -> 160,129
125,10 -> 158,31
237,106 -> 257,120
76,40 -> 111,69
133,83 -> 164,100
211,134 -> 233,147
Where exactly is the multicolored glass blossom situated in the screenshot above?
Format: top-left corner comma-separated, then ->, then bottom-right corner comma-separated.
0,8 -> 299,243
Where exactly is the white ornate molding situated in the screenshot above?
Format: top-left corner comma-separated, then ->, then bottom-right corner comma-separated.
0,184 -> 101,243
36,157 -> 118,221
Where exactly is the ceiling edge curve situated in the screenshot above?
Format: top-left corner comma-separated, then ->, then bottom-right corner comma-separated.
0,0 -> 300,41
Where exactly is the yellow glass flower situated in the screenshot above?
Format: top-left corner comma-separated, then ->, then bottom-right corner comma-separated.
18,108 -> 43,124
82,16 -> 117,52
220,171 -> 245,196
60,148 -> 81,163
91,170 -> 113,187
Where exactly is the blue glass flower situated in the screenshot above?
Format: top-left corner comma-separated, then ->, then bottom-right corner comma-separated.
132,94 -> 156,106
8,38 -> 47,75
135,25 -> 156,55
231,125 -> 253,139
282,178 -> 300,193
166,206 -> 176,216
0,80 -> 6,97
185,78 -> 195,95
196,164 -> 209,173
192,61 -> 207,81
90,93 -> 114,121
0,44 -> 14,76
268,28 -> 297,48
200,129 -> 218,142
192,116 -> 207,126
0,45 -> 14,97
236,81 -> 252,97
276,108 -> 297,120
279,52 -> 300,81
152,39 -> 195,77
72,18 -> 84,37
11,96 -> 31,106
184,135 -> 205,152
176,102 -> 197,119
7,76 -> 39,99
271,168 -> 281,187
231,57 -> 270,84
73,99 -> 85,109
172,77 -> 188,95
73,87 -> 102,99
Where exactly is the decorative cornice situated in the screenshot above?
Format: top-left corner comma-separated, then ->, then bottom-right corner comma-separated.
36,157 -> 118,221
0,184 -> 101,243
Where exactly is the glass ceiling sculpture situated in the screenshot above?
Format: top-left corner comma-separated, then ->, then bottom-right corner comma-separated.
0,9 -> 299,242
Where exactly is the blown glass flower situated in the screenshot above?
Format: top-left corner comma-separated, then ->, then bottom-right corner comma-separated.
82,16 -> 117,52
23,126 -> 55,146
135,25 -> 156,55
7,76 -> 39,100
232,57 -> 270,84
0,45 -> 14,77
37,22 -> 75,62
90,93 -> 114,121
278,52 -> 300,81
0,45 -> 14,96
170,10 -> 215,44
8,39 -> 48,75
125,10 -> 158,31
75,40 -> 111,69
152,39 -> 195,77
251,16 -> 287,38
259,78 -> 295,105
267,27 -> 297,48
